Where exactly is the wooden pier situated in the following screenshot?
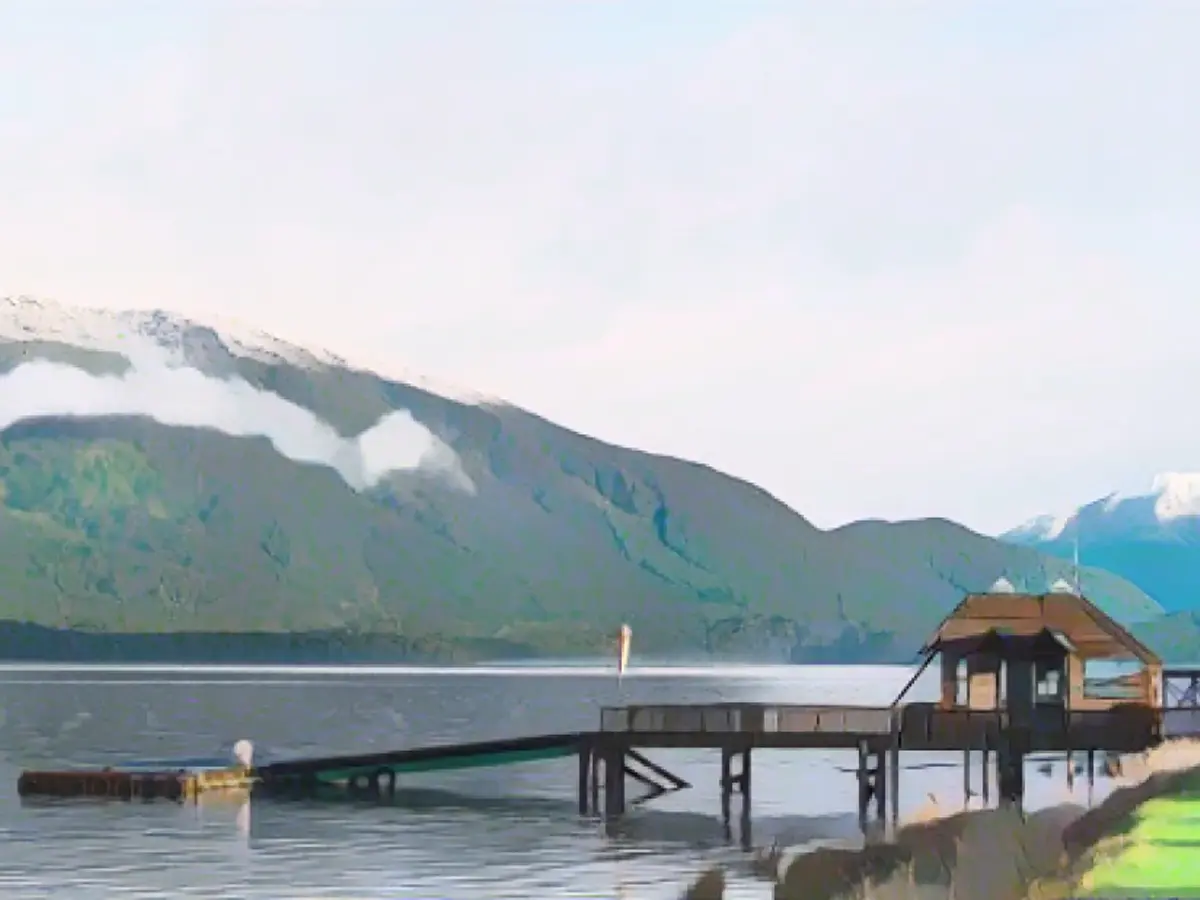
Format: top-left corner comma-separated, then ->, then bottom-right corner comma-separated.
15,592 -> 1200,839
585,699 -> 1167,829
14,695 -> 1197,834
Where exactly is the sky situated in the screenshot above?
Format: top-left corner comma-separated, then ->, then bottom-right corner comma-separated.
2,0 -> 1199,536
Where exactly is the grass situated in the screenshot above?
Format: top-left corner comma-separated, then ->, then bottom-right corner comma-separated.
681,744 -> 1200,900
1075,792 -> 1200,898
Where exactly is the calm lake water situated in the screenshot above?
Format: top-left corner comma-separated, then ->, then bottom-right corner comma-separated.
0,663 -> 1117,899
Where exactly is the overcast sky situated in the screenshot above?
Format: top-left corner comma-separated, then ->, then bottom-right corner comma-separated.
2,1 -> 1198,535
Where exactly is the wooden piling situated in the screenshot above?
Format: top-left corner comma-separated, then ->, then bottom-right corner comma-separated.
873,750 -> 887,824
888,742 -> 900,829
981,747 -> 990,806
1086,748 -> 1095,806
963,747 -> 971,807
739,749 -> 752,799
739,748 -> 752,848
720,748 -> 733,830
577,745 -> 590,815
856,740 -> 870,833
997,740 -> 1025,808
604,747 -> 625,818
590,751 -> 600,812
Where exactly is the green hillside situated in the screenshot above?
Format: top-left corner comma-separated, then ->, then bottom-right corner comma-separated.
0,336 -> 1177,663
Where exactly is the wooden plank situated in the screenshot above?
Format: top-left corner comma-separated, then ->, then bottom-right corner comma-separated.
777,708 -> 820,732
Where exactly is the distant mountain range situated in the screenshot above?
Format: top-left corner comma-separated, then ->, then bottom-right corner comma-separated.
0,296 -> 1192,663
1002,474 -> 1200,662
1003,474 -> 1200,614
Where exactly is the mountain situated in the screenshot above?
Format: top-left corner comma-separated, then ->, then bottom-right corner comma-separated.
1002,474 -> 1200,616
0,297 -> 1173,663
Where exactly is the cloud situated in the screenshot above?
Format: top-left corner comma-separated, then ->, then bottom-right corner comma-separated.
0,344 -> 475,494
1,2 -> 1198,533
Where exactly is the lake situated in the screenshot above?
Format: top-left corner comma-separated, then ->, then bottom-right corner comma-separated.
0,663 -> 1117,899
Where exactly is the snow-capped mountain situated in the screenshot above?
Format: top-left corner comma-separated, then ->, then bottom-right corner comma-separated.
1002,473 -> 1200,613
1004,473 -> 1200,544
0,295 -> 496,406
0,295 -> 1173,658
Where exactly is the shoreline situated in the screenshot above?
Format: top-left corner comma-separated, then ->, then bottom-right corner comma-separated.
685,741 -> 1200,900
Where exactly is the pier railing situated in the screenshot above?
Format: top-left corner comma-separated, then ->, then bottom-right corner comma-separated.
599,703 -> 897,736
599,701 -> 1169,751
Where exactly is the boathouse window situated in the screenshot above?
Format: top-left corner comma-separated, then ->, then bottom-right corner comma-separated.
1082,659 -> 1143,700
1034,659 -> 1065,704
998,660 -> 1007,707
955,658 -> 969,705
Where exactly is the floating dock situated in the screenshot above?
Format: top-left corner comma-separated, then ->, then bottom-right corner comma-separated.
17,765 -> 254,801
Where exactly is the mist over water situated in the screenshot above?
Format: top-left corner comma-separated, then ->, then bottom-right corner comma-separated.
0,350 -> 475,493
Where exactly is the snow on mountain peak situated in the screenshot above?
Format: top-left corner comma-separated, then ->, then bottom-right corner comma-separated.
1007,512 -> 1072,541
1098,472 -> 1200,522
1147,472 -> 1200,521
1005,471 -> 1200,545
0,296 -> 498,407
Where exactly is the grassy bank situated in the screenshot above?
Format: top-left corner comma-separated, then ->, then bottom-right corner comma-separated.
681,740 -> 1200,900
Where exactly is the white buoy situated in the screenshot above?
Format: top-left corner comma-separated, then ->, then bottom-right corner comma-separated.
233,739 -> 255,770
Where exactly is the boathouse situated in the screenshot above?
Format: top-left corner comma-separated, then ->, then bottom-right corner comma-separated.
920,591 -> 1163,717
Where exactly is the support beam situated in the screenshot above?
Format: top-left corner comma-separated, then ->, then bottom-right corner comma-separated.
623,762 -> 665,795
627,749 -> 690,790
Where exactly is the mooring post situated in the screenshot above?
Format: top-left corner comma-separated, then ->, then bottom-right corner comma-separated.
1066,749 -> 1075,792
578,745 -> 591,815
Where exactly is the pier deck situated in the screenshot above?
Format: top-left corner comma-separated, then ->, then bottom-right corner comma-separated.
595,702 -> 1162,753
17,690 -> 1200,836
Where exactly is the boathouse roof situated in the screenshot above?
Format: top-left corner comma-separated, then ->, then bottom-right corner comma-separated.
921,591 -> 1160,665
